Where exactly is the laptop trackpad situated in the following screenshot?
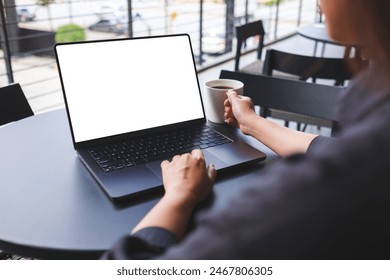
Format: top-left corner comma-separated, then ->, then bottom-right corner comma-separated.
146,150 -> 227,179
100,165 -> 162,199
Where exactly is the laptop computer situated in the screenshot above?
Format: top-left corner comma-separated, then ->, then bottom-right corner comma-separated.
54,34 -> 266,201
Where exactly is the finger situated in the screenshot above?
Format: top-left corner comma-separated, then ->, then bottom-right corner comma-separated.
191,149 -> 203,159
224,106 -> 232,114
226,89 -> 240,104
207,163 -> 217,182
225,113 -> 236,123
160,159 -> 169,169
226,118 -> 238,127
171,154 -> 181,162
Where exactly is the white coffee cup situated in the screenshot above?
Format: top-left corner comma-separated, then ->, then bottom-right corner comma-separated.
204,79 -> 244,123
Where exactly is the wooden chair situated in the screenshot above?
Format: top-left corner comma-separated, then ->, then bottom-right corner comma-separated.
234,20 -> 265,74
219,70 -> 341,136
0,83 -> 34,126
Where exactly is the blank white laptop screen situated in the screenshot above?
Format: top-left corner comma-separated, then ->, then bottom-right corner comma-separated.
55,35 -> 204,143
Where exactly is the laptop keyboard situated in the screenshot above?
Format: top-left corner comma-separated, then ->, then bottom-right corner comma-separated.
88,125 -> 232,172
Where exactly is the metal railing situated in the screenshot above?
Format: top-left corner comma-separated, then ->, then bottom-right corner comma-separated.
1,0 -> 318,113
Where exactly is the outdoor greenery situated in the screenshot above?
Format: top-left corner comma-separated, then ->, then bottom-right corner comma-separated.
263,0 -> 283,6
55,24 -> 86,43
36,0 -> 54,5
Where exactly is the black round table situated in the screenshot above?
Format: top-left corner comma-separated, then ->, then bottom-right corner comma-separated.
0,109 -> 272,259
297,23 -> 360,58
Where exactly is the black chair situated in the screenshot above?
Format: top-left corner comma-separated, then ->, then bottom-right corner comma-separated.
262,48 -> 362,86
260,48 -> 365,130
234,20 -> 265,74
0,83 -> 34,126
0,83 -> 35,259
219,70 -> 341,136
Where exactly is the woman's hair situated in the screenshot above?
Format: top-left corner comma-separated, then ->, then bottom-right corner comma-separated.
351,0 -> 390,65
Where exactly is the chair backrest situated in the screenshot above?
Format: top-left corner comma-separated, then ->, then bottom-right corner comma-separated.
262,49 -> 361,86
235,20 -> 265,71
0,83 -> 34,126
219,70 -> 341,135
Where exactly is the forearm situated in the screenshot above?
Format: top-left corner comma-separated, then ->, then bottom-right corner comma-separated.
131,194 -> 196,240
241,113 -> 317,157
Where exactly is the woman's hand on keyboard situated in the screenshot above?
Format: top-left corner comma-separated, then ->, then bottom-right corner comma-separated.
161,149 -> 216,206
131,149 -> 216,240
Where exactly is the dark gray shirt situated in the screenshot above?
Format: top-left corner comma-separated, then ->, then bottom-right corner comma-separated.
102,69 -> 390,259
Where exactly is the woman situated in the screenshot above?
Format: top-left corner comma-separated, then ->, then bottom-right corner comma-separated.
103,0 -> 390,259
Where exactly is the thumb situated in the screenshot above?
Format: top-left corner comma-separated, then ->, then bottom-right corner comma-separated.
226,89 -> 238,98
207,163 -> 217,182
226,89 -> 239,104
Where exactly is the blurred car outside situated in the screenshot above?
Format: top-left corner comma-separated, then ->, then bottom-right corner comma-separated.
89,2 -> 142,35
88,17 -> 127,34
17,7 -> 36,22
88,13 -> 142,35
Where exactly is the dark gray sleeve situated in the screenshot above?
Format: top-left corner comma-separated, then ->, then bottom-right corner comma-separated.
103,113 -> 390,259
306,135 -> 333,155
101,227 -> 176,259
156,129 -> 390,259
101,71 -> 390,260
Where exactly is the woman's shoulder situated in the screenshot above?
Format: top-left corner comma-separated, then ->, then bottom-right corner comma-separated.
338,68 -> 390,127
